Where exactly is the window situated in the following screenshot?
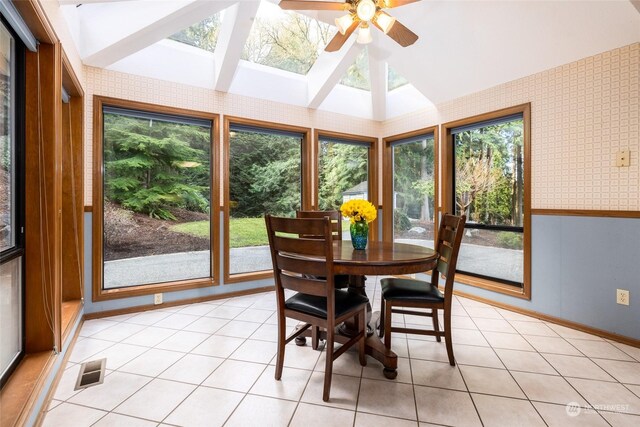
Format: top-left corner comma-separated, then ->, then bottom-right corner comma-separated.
317,133 -> 375,210
387,66 -> 409,91
225,118 -> 309,281
340,48 -> 370,91
168,12 -> 223,53
0,18 -> 25,387
445,105 -> 530,297
93,98 -> 218,298
241,1 -> 336,75
383,130 -> 436,247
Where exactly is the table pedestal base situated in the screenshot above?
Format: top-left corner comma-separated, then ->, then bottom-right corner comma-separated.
292,274 -> 399,378
292,311 -> 398,378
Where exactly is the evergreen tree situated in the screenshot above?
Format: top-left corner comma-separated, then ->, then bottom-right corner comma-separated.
104,114 -> 211,220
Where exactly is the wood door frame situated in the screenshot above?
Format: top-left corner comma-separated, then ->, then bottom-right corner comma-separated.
313,129 -> 378,240
223,115 -> 312,284
92,96 -> 220,301
382,126 -> 439,244
441,103 -> 532,299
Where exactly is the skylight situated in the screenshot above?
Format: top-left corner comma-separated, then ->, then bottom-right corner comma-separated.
340,48 -> 370,91
241,1 -> 336,75
168,12 -> 224,53
388,66 -> 409,91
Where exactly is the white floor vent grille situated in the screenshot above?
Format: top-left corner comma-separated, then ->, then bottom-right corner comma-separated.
74,358 -> 106,390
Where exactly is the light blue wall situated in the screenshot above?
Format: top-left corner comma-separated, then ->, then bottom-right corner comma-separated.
84,212 -> 640,340
454,215 -> 640,340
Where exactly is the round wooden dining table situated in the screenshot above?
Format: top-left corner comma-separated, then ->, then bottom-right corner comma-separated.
297,240 -> 439,379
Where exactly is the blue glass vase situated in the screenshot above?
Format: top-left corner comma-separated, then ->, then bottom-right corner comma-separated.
350,220 -> 369,250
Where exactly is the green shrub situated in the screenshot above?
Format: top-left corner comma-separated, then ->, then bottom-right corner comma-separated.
394,209 -> 411,232
496,232 -> 523,249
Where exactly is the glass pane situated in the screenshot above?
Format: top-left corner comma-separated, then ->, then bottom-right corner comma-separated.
457,229 -> 523,284
318,139 -> 369,211
340,48 -> 370,91
103,111 -> 212,289
168,12 -> 223,53
229,128 -> 302,275
388,66 -> 409,91
392,135 -> 435,248
454,117 -> 524,227
0,24 -> 14,252
1,256 -> 22,379
242,1 -> 336,75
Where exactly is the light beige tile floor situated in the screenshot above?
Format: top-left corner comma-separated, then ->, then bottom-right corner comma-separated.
43,276 -> 640,426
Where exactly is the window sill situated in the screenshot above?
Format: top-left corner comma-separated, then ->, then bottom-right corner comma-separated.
0,351 -> 55,426
224,270 -> 273,284
92,277 -> 215,302
454,273 -> 531,300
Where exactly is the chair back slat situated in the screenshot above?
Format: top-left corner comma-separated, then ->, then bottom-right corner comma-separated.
276,253 -> 329,278
440,228 -> 456,245
280,273 -> 327,297
431,214 -> 466,300
266,214 -> 335,301
270,216 -> 327,237
273,235 -> 326,257
297,210 -> 342,240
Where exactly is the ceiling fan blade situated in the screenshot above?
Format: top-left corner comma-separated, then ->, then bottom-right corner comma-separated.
279,0 -> 348,11
373,19 -> 419,47
325,21 -> 359,52
380,0 -> 421,8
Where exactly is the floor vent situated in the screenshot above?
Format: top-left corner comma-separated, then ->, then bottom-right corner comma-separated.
74,358 -> 106,391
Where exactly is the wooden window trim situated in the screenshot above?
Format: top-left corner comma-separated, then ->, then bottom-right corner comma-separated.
223,116 -> 312,284
441,103 -> 531,300
313,129 -> 378,240
92,96 -> 220,302
382,126 -> 439,243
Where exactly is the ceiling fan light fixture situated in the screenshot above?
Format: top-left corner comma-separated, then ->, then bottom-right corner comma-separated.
356,0 -> 376,22
335,13 -> 355,35
356,22 -> 373,44
375,11 -> 396,34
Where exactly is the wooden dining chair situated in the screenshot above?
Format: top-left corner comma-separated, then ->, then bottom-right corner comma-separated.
296,210 -> 351,349
296,210 -> 350,287
378,214 -> 466,366
265,214 -> 368,401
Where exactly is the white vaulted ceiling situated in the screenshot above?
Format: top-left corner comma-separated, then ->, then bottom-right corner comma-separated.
60,0 -> 640,121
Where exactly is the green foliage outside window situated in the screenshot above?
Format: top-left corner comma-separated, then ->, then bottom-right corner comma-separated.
103,113 -> 211,220
242,6 -> 335,75
393,138 -> 435,222
169,15 -> 221,53
454,119 -> 524,227
229,130 -> 301,218
340,48 -> 370,91
318,141 -> 368,211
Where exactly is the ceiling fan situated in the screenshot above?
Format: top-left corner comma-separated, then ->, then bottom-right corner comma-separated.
278,0 -> 420,52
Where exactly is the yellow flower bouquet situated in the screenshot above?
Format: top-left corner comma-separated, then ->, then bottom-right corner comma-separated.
340,199 -> 376,250
340,199 -> 377,224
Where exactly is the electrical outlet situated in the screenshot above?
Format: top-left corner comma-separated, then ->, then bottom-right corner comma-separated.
616,289 -> 629,306
154,293 -> 163,305
615,149 -> 630,167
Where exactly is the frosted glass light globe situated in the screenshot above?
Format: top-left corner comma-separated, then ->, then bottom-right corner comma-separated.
356,0 -> 376,22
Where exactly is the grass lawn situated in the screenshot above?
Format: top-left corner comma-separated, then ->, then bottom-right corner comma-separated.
171,218 -> 268,248
172,217 -> 350,248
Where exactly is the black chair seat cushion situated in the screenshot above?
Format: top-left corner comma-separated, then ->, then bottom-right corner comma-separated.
380,277 -> 444,302
285,290 -> 368,319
